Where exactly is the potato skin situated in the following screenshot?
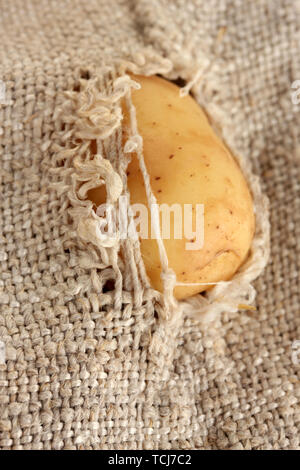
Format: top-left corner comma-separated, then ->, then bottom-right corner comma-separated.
89,75 -> 255,300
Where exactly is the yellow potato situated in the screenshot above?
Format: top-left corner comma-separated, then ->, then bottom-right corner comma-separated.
88,75 -> 255,300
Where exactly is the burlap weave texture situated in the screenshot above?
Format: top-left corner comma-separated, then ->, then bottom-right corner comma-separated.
0,0 -> 299,450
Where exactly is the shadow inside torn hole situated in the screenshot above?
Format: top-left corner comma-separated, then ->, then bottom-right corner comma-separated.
169,76 -> 187,88
157,74 -> 187,90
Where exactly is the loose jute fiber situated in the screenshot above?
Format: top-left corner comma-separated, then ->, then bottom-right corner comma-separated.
0,0 -> 299,450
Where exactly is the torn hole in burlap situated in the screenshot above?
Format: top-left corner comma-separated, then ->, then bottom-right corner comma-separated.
50,49 -> 270,334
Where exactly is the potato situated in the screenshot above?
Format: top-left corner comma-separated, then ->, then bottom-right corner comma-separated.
88,75 -> 255,300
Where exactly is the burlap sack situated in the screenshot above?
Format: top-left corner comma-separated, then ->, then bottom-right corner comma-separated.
0,0 -> 299,450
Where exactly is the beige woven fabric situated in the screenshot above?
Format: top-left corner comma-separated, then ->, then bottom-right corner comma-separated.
0,0 -> 299,450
